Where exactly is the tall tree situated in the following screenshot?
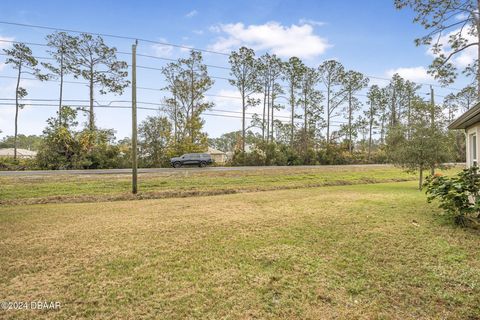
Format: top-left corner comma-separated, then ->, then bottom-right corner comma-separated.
69,33 -> 129,131
387,74 -> 420,128
378,87 -> 390,145
257,54 -> 271,141
283,56 -> 306,146
443,92 -> 460,122
3,43 -> 47,160
395,0 -> 480,97
456,85 -> 477,111
42,32 -> 77,124
267,55 -> 284,142
319,60 -> 347,143
228,47 -> 260,153
299,67 -> 323,160
162,50 -> 214,153
162,63 -> 180,143
257,54 -> 283,143
365,85 -> 381,160
341,70 -> 369,153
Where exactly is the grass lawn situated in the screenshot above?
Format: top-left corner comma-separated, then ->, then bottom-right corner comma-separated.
1,181 -> 479,319
0,165 -> 426,205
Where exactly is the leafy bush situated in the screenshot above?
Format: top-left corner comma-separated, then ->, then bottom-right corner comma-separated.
0,157 -> 37,171
424,167 -> 480,227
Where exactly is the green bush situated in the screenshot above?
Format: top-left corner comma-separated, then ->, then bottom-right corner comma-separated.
0,157 -> 37,171
424,167 -> 480,227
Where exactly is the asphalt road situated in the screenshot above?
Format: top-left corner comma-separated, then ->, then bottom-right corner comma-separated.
0,164 -> 393,176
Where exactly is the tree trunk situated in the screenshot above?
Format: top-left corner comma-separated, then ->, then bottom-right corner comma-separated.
407,93 -> 411,138
262,84 -> 267,141
89,68 -> 95,131
304,89 -> 308,159
271,91 -> 275,142
242,87 -> 246,153
190,67 -> 195,143
391,88 -> 396,126
348,93 -> 353,153
380,115 -> 385,145
368,119 -> 373,161
173,92 -> 177,144
419,168 -> 423,191
290,83 -> 295,147
59,52 -> 64,126
326,84 -> 331,144
14,64 -> 22,161
266,84 -> 270,143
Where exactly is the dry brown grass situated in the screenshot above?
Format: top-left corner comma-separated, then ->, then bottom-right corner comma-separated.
1,181 -> 479,319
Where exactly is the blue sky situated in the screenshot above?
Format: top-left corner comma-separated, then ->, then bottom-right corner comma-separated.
0,0 -> 470,139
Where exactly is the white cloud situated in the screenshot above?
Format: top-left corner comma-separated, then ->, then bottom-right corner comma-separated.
0,35 -> 14,49
208,22 -> 331,59
193,29 -> 204,35
455,13 -> 469,20
426,27 -> 477,68
386,66 -> 433,82
299,18 -> 326,27
151,38 -> 174,57
185,10 -> 198,18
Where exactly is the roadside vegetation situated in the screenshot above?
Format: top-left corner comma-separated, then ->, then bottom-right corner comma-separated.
0,26 -> 467,180
0,165 -> 429,205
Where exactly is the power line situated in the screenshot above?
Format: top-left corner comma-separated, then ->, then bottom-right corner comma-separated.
0,39 -> 232,70
0,101 -> 359,126
0,34 -> 464,93
0,38 -> 48,47
0,73 -> 450,103
0,20 -> 231,56
0,97 -> 335,122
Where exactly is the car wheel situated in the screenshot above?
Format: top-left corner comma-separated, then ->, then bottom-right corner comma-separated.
174,162 -> 182,168
199,161 -> 206,168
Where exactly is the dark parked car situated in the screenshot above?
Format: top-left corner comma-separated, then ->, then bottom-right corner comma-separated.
170,153 -> 213,168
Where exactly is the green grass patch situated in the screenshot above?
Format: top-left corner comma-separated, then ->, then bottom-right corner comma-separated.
0,181 -> 479,319
0,165 -> 460,205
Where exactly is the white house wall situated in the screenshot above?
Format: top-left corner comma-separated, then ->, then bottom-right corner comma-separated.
465,125 -> 480,167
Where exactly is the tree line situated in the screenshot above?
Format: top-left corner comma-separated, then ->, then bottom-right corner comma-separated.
0,31 -> 472,179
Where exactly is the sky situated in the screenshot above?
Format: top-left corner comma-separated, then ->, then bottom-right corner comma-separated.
0,0 -> 473,140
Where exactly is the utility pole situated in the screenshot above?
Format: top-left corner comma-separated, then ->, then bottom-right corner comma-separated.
132,40 -> 138,194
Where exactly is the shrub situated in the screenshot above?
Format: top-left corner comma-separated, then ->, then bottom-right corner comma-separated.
0,157 -> 37,171
424,167 -> 480,227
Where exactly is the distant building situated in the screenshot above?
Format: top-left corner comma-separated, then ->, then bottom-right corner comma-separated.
207,147 -> 227,164
0,148 -> 37,159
